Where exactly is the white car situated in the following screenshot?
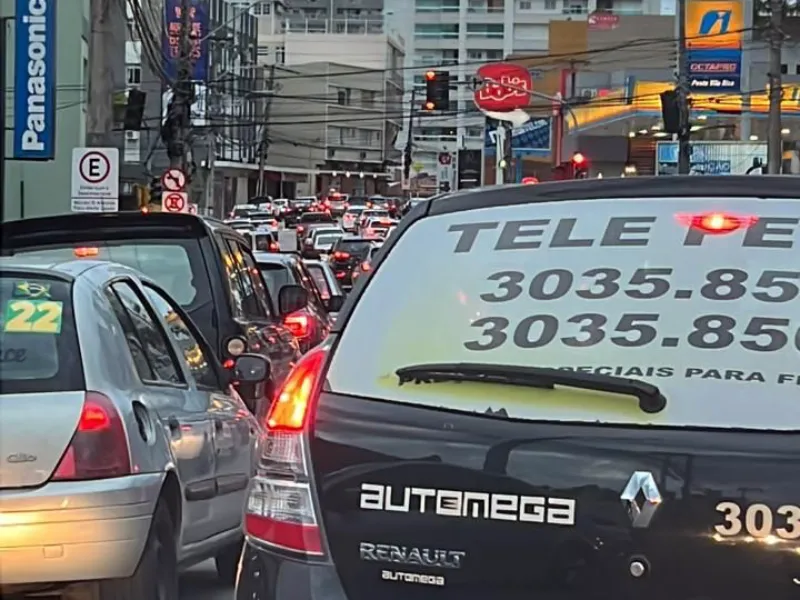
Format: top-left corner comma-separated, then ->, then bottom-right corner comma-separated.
361,217 -> 395,239
342,207 -> 365,232
272,199 -> 289,218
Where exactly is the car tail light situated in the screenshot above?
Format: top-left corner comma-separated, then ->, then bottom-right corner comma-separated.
269,242 -> 280,252
333,251 -> 349,260
285,312 -> 311,338
361,261 -> 371,272
676,212 -> 758,234
52,392 -> 131,481
297,226 -> 304,233
74,247 -> 99,258
244,347 -> 329,556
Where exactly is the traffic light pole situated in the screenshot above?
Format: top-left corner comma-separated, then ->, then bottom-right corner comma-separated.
494,122 -> 507,185
402,87 -> 416,191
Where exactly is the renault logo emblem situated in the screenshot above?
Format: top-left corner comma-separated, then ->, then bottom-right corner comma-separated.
620,471 -> 662,528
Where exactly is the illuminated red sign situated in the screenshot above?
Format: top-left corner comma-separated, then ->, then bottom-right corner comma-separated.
474,63 -> 532,112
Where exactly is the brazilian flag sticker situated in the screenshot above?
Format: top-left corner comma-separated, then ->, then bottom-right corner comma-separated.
12,281 -> 51,299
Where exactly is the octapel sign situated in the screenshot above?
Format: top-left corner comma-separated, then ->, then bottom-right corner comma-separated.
474,63 -> 532,112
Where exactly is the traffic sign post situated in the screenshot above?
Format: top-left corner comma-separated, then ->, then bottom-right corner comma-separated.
71,148 -> 120,212
161,191 -> 189,213
161,168 -> 187,191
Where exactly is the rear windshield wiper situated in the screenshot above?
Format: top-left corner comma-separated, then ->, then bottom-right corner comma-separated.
395,362 -> 667,414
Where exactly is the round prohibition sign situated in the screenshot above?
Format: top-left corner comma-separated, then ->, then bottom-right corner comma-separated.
79,151 -> 111,184
164,193 -> 186,212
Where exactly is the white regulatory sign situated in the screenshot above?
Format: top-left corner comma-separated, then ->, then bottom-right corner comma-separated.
161,168 -> 187,191
162,191 -> 189,213
71,147 -> 120,212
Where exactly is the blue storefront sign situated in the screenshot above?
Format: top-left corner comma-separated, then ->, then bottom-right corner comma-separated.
13,0 -> 57,160
484,117 -> 551,156
687,48 -> 741,92
163,0 -> 210,81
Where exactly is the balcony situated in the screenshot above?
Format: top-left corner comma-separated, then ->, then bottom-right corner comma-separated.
281,18 -> 404,45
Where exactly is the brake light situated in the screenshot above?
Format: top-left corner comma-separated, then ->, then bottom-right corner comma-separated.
74,247 -> 99,258
269,242 -> 280,251
361,261 -> 371,272
285,312 -> 311,338
244,347 -> 329,555
52,392 -> 131,481
333,251 -> 349,260
676,212 -> 758,234
297,226 -> 304,232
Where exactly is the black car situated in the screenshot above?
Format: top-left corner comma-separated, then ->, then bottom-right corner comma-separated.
296,212 -> 336,244
253,251 -> 343,353
328,236 -> 375,288
236,176 -> 800,600
2,212 -> 306,415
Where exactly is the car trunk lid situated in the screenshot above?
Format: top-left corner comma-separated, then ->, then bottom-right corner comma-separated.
0,392 -> 87,489
311,391 -> 800,600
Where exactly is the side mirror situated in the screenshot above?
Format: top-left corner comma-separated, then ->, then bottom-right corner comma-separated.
233,353 -> 271,383
325,294 -> 345,313
278,284 -> 309,315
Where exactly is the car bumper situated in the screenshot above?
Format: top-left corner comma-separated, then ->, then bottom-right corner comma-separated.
235,541 -> 348,600
0,472 -> 163,586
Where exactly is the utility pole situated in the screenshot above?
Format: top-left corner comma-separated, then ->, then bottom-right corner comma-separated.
87,0 -> 114,145
0,17 -> 9,221
767,0 -> 784,174
167,0 -> 194,170
256,63 -> 276,197
402,87 -> 416,192
677,0 -> 691,174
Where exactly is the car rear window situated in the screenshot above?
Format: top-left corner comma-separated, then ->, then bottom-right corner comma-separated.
252,233 -> 275,251
346,208 -> 364,216
258,263 -> 294,297
316,234 -> 342,247
328,197 -> 800,431
0,275 -> 84,394
301,212 -> 335,223
333,239 -> 372,256
10,241 -> 208,309
362,211 -> 389,220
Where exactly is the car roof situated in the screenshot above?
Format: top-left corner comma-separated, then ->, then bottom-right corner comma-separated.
252,252 -> 297,266
424,175 -> 800,216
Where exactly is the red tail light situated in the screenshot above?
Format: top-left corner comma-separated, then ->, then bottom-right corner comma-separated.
361,261 -> 371,272
285,312 -> 311,338
297,226 -> 304,232
269,242 -> 280,251
244,347 -> 329,555
676,212 -> 758,234
333,251 -> 350,260
52,392 -> 131,481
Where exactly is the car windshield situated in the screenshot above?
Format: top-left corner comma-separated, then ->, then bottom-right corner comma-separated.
346,208 -> 364,217
326,194 -> 800,432
258,263 -> 294,297
11,241 -> 207,308
231,207 -> 256,218
0,274 -> 84,394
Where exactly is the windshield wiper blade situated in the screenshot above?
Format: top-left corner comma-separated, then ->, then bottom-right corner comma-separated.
395,362 -> 667,414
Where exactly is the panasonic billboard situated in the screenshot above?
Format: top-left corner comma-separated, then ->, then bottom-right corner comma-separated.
13,0 -> 56,160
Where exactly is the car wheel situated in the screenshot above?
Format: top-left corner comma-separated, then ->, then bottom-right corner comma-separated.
215,539 -> 242,584
67,499 -> 178,600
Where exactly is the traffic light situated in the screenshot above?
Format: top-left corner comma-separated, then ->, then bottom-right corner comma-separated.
571,152 -> 589,179
424,70 -> 450,111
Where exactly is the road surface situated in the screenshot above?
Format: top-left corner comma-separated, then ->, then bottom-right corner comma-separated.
180,226 -> 300,599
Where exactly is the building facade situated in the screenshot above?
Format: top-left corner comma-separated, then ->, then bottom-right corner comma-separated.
255,10 -> 404,197
1,0 -> 119,219
391,0 -> 666,176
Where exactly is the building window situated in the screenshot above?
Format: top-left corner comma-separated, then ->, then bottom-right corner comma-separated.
414,23 -> 459,39
466,23 -> 504,38
545,0 -> 557,8
781,63 -> 788,74
276,46 -> 285,64
336,88 -> 352,105
519,0 -> 532,9
126,65 -> 141,86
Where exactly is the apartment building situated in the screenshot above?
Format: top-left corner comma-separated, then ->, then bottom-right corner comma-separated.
254,3 -> 404,196
392,0 -> 665,175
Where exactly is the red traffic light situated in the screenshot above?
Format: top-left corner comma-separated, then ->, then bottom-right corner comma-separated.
571,152 -> 586,165
425,71 -> 436,81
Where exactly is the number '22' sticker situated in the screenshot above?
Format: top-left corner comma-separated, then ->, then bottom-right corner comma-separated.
3,300 -> 64,334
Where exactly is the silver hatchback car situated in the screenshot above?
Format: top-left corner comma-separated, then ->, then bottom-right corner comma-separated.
0,258 -> 268,599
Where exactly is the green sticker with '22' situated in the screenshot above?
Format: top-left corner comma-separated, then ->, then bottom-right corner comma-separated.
3,299 -> 64,334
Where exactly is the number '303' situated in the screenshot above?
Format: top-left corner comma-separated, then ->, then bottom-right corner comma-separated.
715,501 -> 800,539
